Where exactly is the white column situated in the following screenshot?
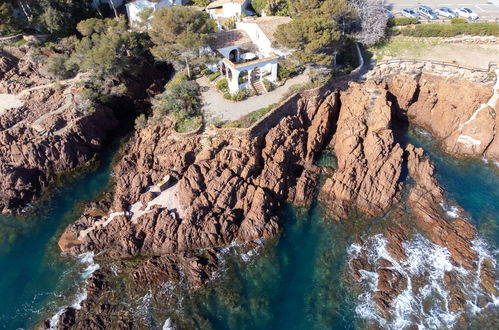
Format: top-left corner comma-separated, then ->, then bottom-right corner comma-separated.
270,62 -> 278,81
248,69 -> 253,85
229,68 -> 240,94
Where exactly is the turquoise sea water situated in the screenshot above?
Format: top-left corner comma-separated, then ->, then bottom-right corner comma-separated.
0,128 -> 498,329
0,143 -> 119,329
170,128 -> 499,329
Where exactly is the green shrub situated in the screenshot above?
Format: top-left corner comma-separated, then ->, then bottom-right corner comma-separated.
388,17 -> 420,26
215,78 -> 228,91
208,71 -> 221,81
45,53 -> 74,79
175,115 -> 203,133
232,90 -> 247,101
278,59 -> 301,81
451,17 -> 467,24
263,80 -> 274,91
134,114 -> 148,129
223,90 -> 247,101
201,67 -> 212,75
401,22 -> 499,37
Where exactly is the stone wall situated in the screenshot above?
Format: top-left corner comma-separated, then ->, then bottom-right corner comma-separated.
367,59 -> 497,85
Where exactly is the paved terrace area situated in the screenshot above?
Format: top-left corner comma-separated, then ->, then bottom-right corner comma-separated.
198,74 -> 310,122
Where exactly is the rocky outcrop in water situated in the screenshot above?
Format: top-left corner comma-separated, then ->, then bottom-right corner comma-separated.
52,87 -> 340,328
386,72 -> 499,162
319,81 -> 404,219
52,72 -> 499,328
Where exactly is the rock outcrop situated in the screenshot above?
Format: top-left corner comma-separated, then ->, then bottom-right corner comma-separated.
52,87 -> 340,328
386,72 -> 499,162
0,46 -> 167,213
319,81 -> 404,219
52,72 -> 498,328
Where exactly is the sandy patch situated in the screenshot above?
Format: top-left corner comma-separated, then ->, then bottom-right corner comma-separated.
0,94 -> 24,114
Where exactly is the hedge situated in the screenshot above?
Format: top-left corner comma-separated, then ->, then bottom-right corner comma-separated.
215,78 -> 228,91
388,17 -> 420,26
451,17 -> 467,24
401,22 -> 499,37
208,71 -> 221,81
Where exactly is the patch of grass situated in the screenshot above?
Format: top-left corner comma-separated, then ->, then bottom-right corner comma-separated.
222,103 -> 277,128
2,38 -> 26,48
370,39 -> 439,60
175,115 -> 203,133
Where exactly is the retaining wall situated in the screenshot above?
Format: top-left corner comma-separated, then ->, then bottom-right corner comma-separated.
367,59 -> 497,85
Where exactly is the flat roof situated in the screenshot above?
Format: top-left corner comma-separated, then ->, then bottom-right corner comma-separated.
207,0 -> 246,9
239,16 -> 292,41
210,29 -> 251,49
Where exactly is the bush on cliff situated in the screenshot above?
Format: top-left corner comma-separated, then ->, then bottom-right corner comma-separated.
149,74 -> 203,132
401,22 -> 499,37
387,17 -> 419,26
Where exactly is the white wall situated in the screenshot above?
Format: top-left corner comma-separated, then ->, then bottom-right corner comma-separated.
236,22 -> 272,57
217,45 -> 241,59
222,3 -> 242,17
126,0 -> 176,24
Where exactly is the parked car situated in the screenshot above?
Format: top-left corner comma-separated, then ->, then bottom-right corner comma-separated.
401,8 -> 419,18
435,7 -> 457,18
417,6 -> 438,19
384,9 -> 395,19
455,7 -> 479,20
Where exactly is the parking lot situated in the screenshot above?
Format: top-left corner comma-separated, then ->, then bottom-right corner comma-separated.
384,0 -> 499,20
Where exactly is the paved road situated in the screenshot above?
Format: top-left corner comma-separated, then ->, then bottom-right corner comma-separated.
384,0 -> 499,19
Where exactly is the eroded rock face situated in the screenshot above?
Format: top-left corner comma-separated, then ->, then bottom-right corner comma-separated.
0,86 -> 119,213
319,81 -> 404,219
0,48 -> 120,213
386,73 -> 499,162
0,47 -> 169,214
61,88 -> 340,257
52,73 -> 498,329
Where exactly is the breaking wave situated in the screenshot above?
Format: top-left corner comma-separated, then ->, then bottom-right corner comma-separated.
348,234 -> 498,329
48,252 -> 100,329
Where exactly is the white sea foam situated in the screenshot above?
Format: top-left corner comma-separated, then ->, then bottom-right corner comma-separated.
163,318 -> 174,330
349,234 -> 498,329
439,202 -> 462,219
48,252 -> 100,329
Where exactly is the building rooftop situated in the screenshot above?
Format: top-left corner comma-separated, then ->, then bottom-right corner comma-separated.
239,16 -> 292,41
207,0 -> 247,10
210,29 -> 251,49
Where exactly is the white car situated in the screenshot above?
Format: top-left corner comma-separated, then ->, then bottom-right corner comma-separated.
455,7 -> 479,20
401,8 -> 419,18
435,7 -> 457,18
417,6 -> 438,20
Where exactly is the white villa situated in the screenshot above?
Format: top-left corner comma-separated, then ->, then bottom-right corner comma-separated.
125,0 -> 188,25
206,0 -> 253,20
208,16 -> 292,94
